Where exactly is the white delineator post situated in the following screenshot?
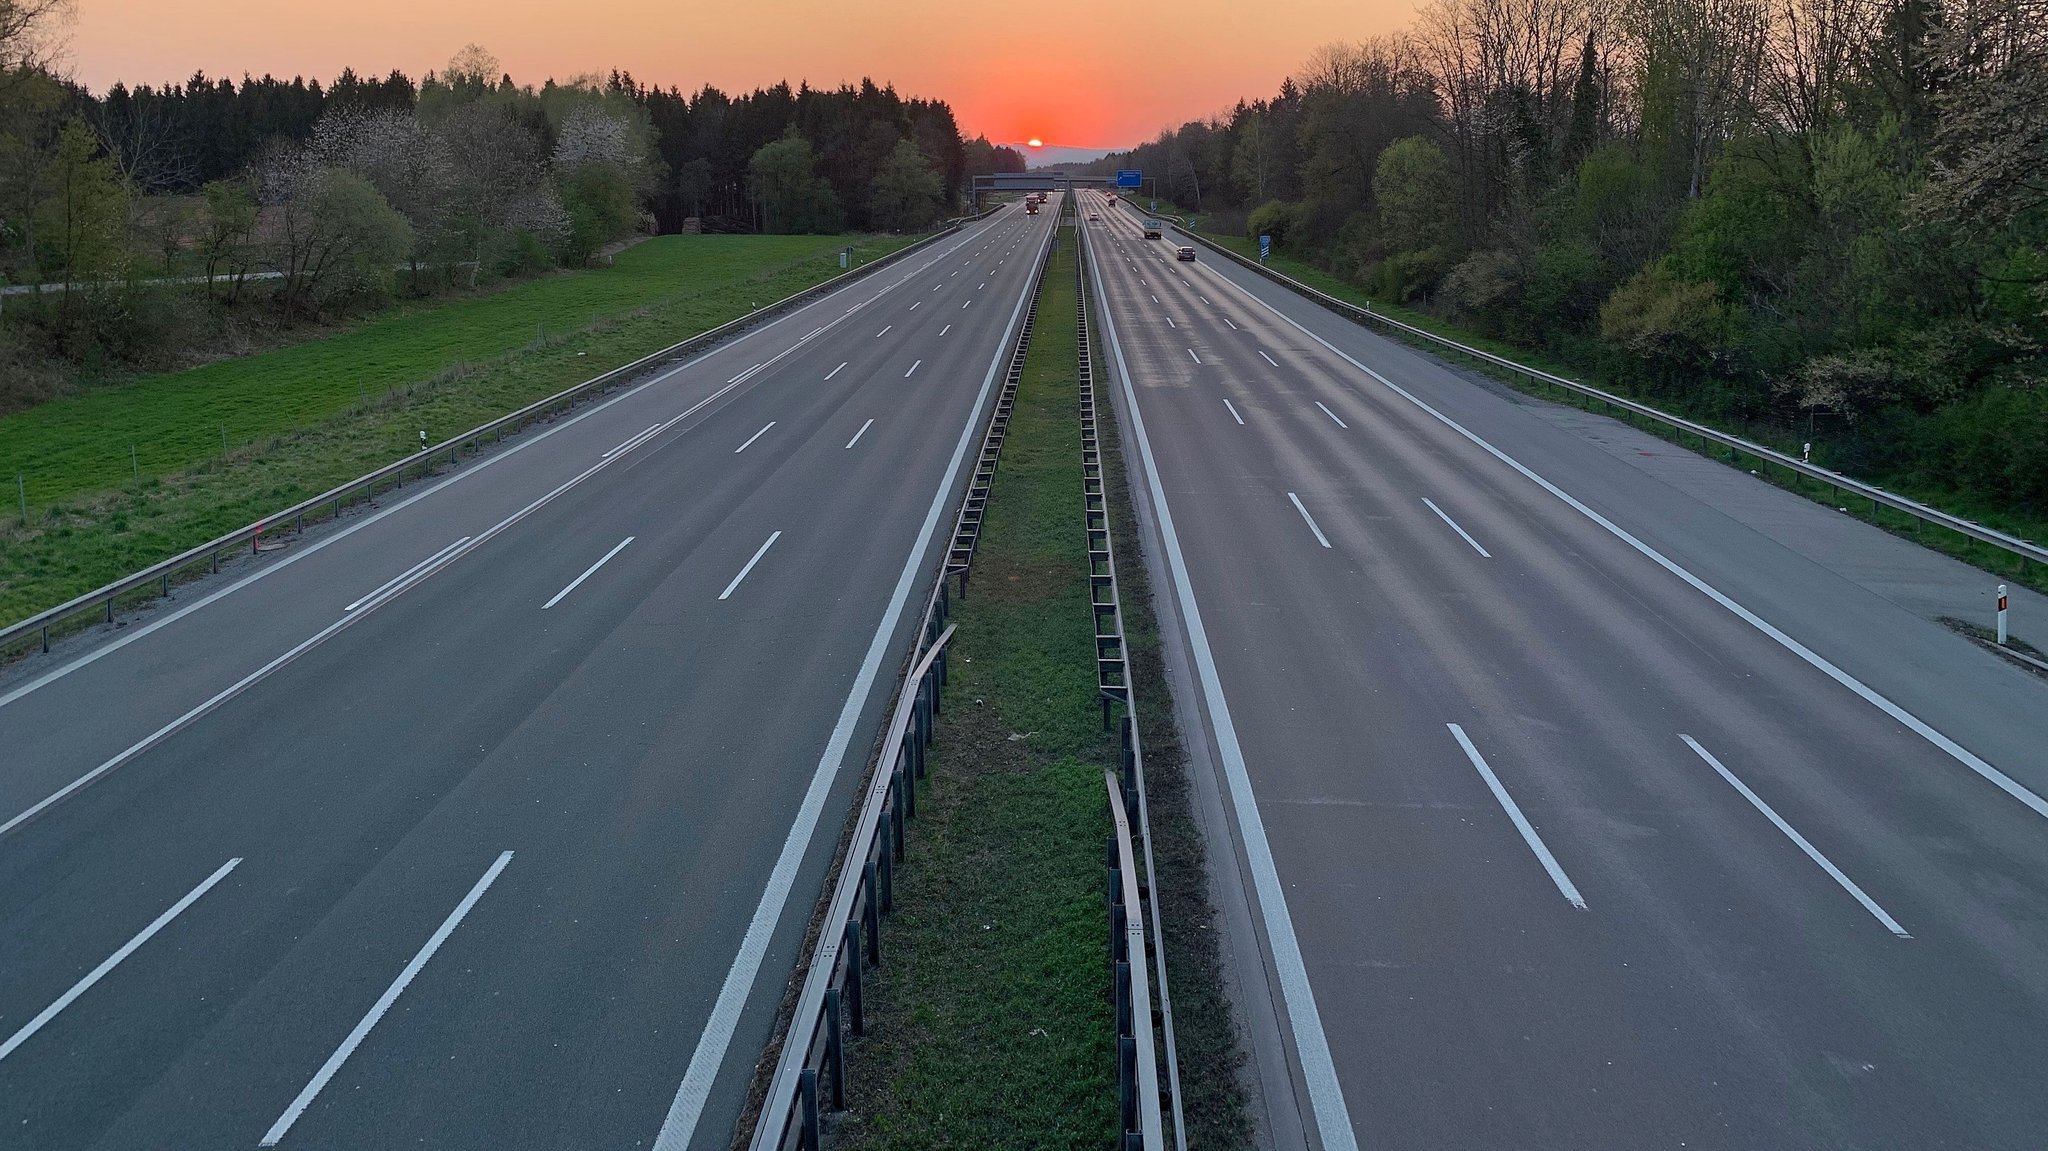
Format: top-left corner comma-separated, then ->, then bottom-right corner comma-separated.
1997,584 -> 2009,646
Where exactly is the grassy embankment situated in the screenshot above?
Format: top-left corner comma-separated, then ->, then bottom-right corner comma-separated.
834,225 -> 1253,1149
0,234 -> 910,626
1191,226 -> 2048,593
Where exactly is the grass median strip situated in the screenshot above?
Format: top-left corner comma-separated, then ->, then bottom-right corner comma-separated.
833,231 -> 1120,1149
0,234 -> 910,628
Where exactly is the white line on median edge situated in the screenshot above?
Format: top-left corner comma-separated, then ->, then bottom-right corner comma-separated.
261,851 -> 513,1146
1680,735 -> 1910,936
1423,498 -> 1492,558
542,536 -> 635,610
717,531 -> 782,601
1204,259 -> 2048,823
345,538 -> 471,612
845,418 -> 875,449
650,232 -> 1042,1151
1079,221 -> 1361,1151
734,422 -> 776,454
1448,724 -> 1587,908
1223,399 -> 1245,425
1314,401 -> 1348,429
0,857 -> 241,1064
1287,492 -> 1333,549
604,424 -> 662,458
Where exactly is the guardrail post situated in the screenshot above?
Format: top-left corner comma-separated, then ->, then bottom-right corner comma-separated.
878,824 -> 895,914
824,988 -> 845,1110
901,746 -> 917,817
1118,1034 -> 1137,1136
891,770 -> 907,860
798,1068 -> 820,1151
862,863 -> 881,967
844,922 -> 866,1036
104,598 -> 113,625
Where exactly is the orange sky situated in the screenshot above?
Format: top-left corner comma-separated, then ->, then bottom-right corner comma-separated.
62,0 -> 1417,150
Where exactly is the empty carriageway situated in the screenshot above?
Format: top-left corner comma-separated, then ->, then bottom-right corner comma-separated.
1079,189 -> 2048,1151
0,201 -> 1058,1151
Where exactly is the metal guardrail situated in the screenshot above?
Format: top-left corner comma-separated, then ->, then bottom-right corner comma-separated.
745,216 -> 1058,1151
1076,203 -> 1181,1151
1,216 -> 995,662
1161,211 -> 2048,572
1107,770 -> 1165,1151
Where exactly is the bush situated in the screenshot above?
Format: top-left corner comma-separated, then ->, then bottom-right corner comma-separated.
1598,260 -> 1730,386
1246,200 -> 1300,247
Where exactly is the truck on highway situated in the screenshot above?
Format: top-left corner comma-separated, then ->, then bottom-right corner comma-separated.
1142,218 -> 1163,239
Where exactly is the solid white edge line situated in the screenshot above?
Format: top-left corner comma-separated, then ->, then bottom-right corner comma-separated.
1223,399 -> 1245,426
1447,724 -> 1588,909
717,531 -> 782,601
734,421 -> 776,454
344,537 -> 470,611
0,857 -> 241,1064
1422,498 -> 1492,558
652,215 -> 1050,1151
1204,255 -> 2048,823
260,851 -> 513,1146
1314,401 -> 1349,429
1286,492 -> 1334,549
0,211 -> 1007,718
1680,735 -> 1910,936
1081,221 -> 1361,1151
541,536 -> 635,610
825,362 -> 847,381
845,418 -> 875,450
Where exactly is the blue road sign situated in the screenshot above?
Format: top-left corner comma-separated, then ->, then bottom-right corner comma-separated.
1259,233 -> 1272,261
1116,170 -> 1143,188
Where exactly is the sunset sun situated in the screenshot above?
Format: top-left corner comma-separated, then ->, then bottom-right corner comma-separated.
1027,137 -> 1043,148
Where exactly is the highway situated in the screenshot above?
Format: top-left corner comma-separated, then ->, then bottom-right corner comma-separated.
0,201 -> 1057,1149
1078,189 -> 2048,1151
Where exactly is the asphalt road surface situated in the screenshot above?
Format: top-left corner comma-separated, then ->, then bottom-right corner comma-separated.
0,201 -> 1056,1150
1081,190 -> 2048,1151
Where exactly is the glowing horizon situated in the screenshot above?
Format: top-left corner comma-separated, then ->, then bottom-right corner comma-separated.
59,0 -> 1418,150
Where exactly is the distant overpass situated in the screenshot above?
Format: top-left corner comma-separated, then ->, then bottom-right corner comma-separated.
969,170 -> 1119,209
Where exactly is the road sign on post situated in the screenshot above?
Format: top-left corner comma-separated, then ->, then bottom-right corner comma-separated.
1259,234 -> 1271,262
1116,170 -> 1142,188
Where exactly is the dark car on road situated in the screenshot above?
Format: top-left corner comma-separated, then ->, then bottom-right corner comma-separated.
1175,245 -> 1196,262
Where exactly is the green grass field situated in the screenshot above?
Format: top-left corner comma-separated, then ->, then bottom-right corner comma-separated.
837,232 -> 1121,1149
0,233 -> 911,627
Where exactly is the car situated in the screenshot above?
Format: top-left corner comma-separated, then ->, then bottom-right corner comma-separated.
1176,245 -> 1196,262
1088,211 -> 1100,220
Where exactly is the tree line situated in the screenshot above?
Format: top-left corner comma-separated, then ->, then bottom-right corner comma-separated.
1088,0 -> 2047,518
0,11 -> 1027,392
